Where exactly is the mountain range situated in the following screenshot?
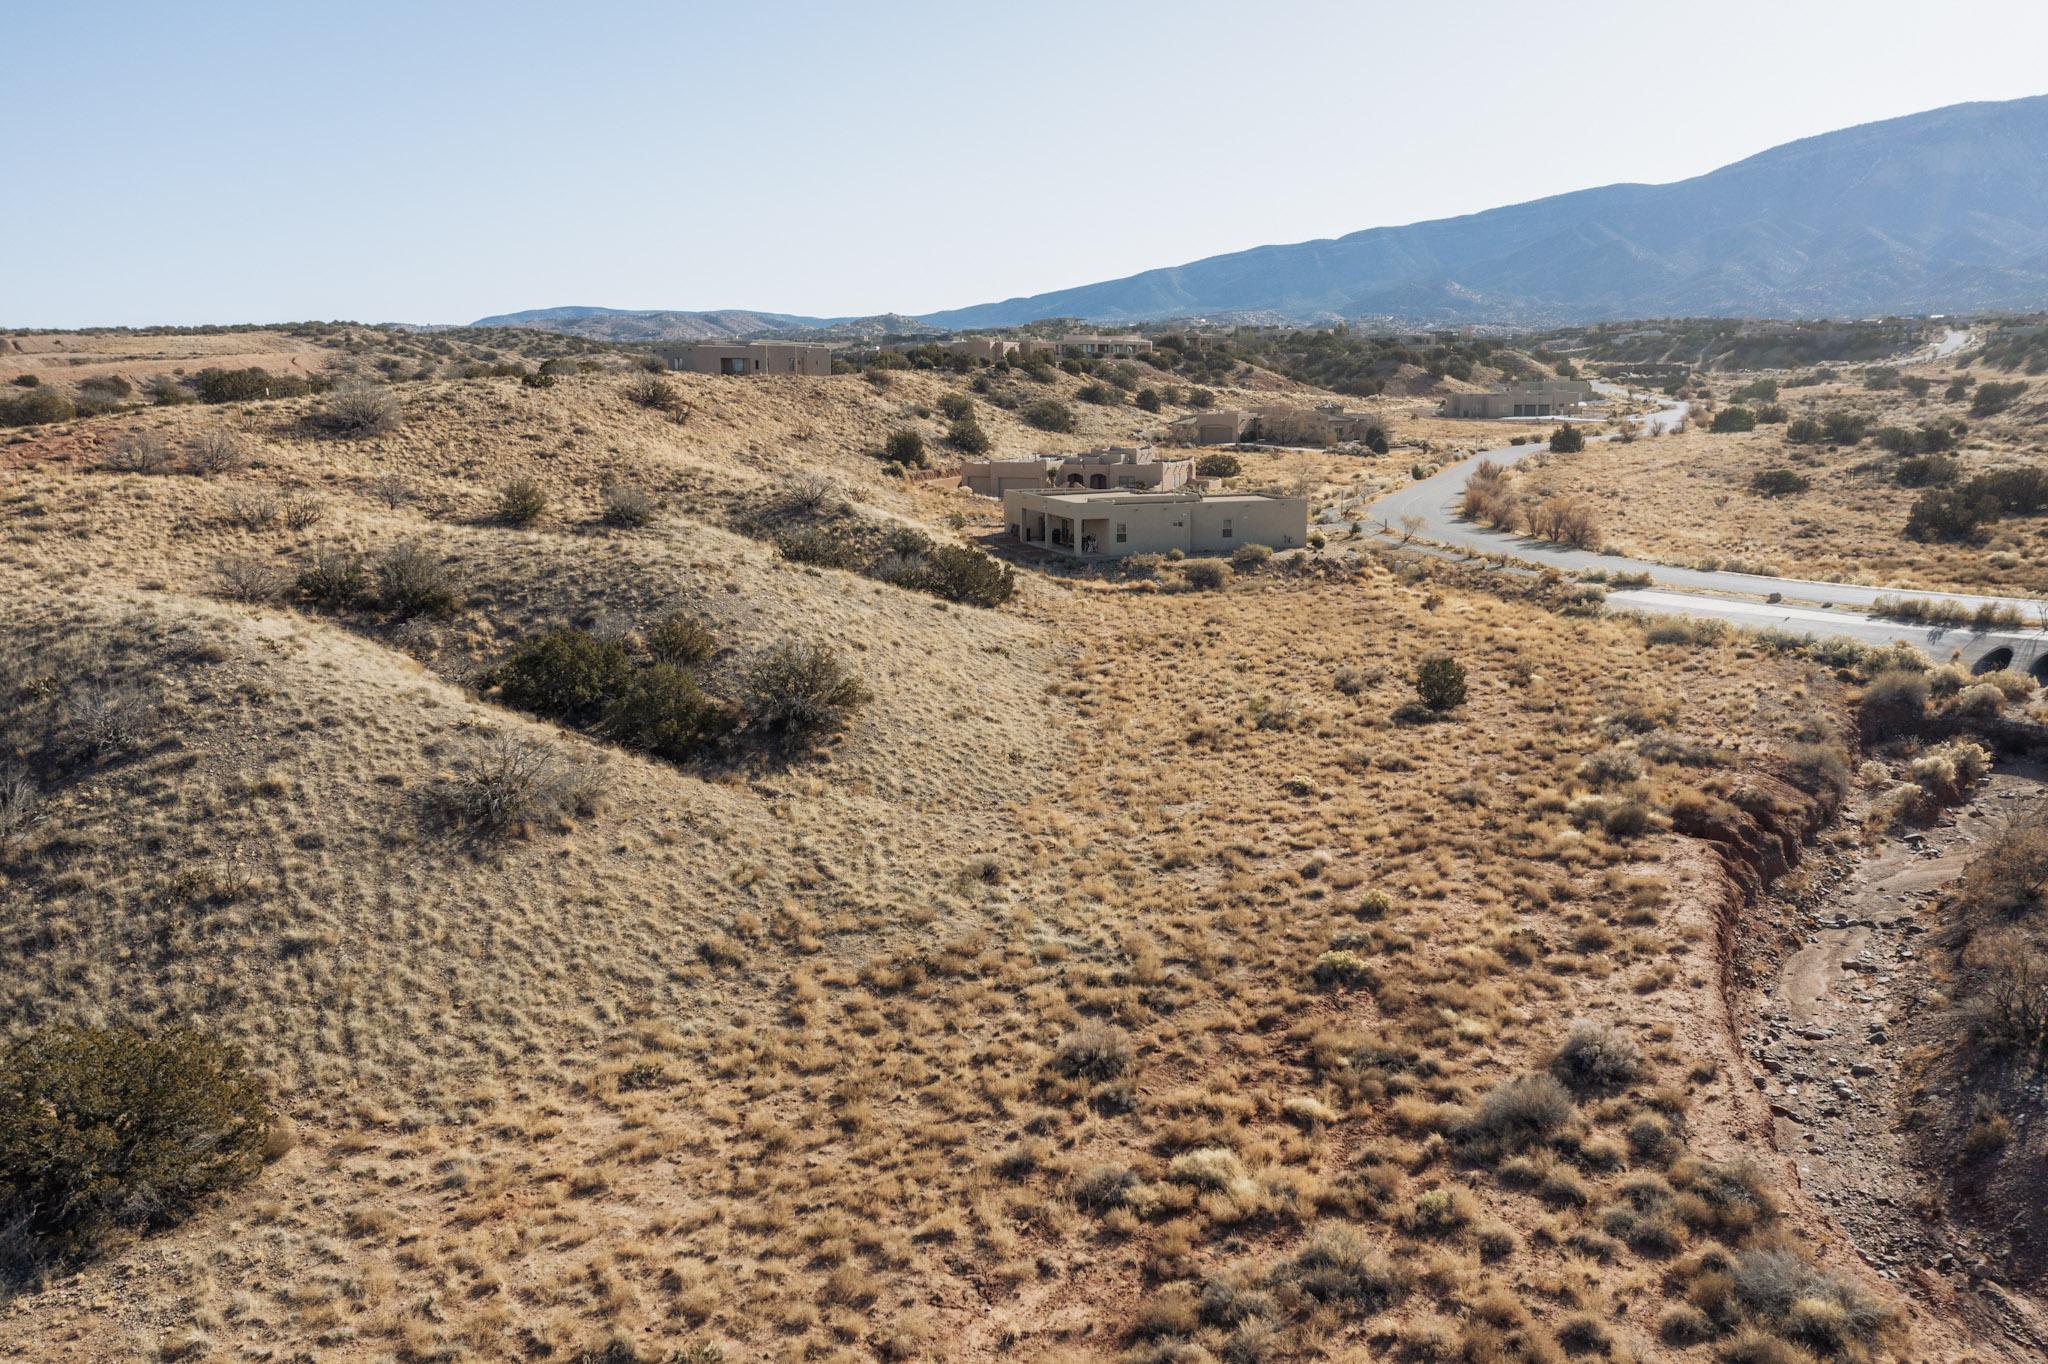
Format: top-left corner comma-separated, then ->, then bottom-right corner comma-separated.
479,95 -> 2048,338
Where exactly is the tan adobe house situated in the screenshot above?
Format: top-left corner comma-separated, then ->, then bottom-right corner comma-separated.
1439,379 -> 1595,419
659,341 -> 834,376
1002,488 -> 1307,559
1168,409 -> 1250,445
1057,334 -> 1153,357
958,446 -> 1194,497
941,336 -> 1019,362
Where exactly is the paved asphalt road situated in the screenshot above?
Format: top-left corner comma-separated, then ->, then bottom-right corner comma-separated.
1360,391 -> 2048,675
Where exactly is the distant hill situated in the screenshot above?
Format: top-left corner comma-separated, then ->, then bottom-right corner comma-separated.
470,306 -> 834,342
921,95 -> 2048,329
468,306 -> 947,344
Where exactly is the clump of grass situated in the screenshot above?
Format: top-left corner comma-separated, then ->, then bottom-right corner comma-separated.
1052,1022 -> 1134,1082
601,483 -> 658,528
1549,1018 -> 1643,1092
1269,1223 -> 1408,1311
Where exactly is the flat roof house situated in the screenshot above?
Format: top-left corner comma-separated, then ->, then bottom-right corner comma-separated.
959,446 -> 1195,497
942,337 -> 1019,362
957,456 -> 1060,497
1168,410 -> 1250,445
1002,488 -> 1307,560
1057,334 -> 1154,358
659,341 -> 835,376
1439,379 -> 1595,419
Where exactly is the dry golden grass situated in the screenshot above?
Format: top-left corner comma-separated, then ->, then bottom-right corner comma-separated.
0,359 -> 1948,1361
1536,365 -> 2048,595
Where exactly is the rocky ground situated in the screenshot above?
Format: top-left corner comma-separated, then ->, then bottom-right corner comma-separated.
1740,762 -> 2048,1362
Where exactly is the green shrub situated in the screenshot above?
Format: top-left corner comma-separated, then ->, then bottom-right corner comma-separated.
1195,453 -> 1241,478
1548,424 -> 1585,453
1,388 -> 76,426
1857,669 -> 1929,744
646,611 -> 718,666
494,628 -> 633,724
1,1026 -> 272,1264
936,393 -> 974,421
917,544 -> 1016,607
1076,382 -> 1118,406
1052,1022 -> 1134,1081
1023,399 -> 1075,433
1135,387 -> 1162,413
1270,1224 -> 1408,1310
1749,468 -> 1810,497
495,478 -> 549,525
1416,655 -> 1466,712
1895,454 -> 1959,488
739,639 -> 869,755
1231,542 -> 1274,572
883,427 -> 927,465
947,417 -> 991,455
520,370 -> 556,389
1711,407 -> 1757,433
603,664 -> 733,759
1970,380 -> 2027,417
1182,559 -> 1232,591
194,367 -> 307,404
1459,1072 -> 1572,1150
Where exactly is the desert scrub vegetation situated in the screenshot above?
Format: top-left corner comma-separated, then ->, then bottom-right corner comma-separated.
311,381 -> 401,437
1,1025 -> 273,1276
489,623 -> 736,760
0,355 -> 1934,1360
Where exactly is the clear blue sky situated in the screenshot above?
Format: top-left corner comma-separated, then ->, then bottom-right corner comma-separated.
7,0 -> 2047,328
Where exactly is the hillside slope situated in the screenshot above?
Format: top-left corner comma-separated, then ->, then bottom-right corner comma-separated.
924,95 -> 2048,327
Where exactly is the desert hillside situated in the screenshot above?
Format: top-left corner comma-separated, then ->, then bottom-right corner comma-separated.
2,334 -> 2042,1364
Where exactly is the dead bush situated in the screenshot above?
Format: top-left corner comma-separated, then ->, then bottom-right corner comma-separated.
213,555 -> 291,604
104,431 -> 176,475
435,736 -> 595,836
188,428 -> 251,476
375,541 -> 462,619
314,382 -> 401,438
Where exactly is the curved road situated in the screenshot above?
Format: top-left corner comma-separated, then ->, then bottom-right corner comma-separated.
1362,393 -> 2048,676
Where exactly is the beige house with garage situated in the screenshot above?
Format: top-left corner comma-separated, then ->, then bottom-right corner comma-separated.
659,341 -> 834,376
1002,488 -> 1307,560
1168,409 -> 1250,445
1439,379 -> 1595,419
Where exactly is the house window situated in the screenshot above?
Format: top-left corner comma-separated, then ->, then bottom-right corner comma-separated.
1221,518 -> 1233,539
1115,522 -> 1127,543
